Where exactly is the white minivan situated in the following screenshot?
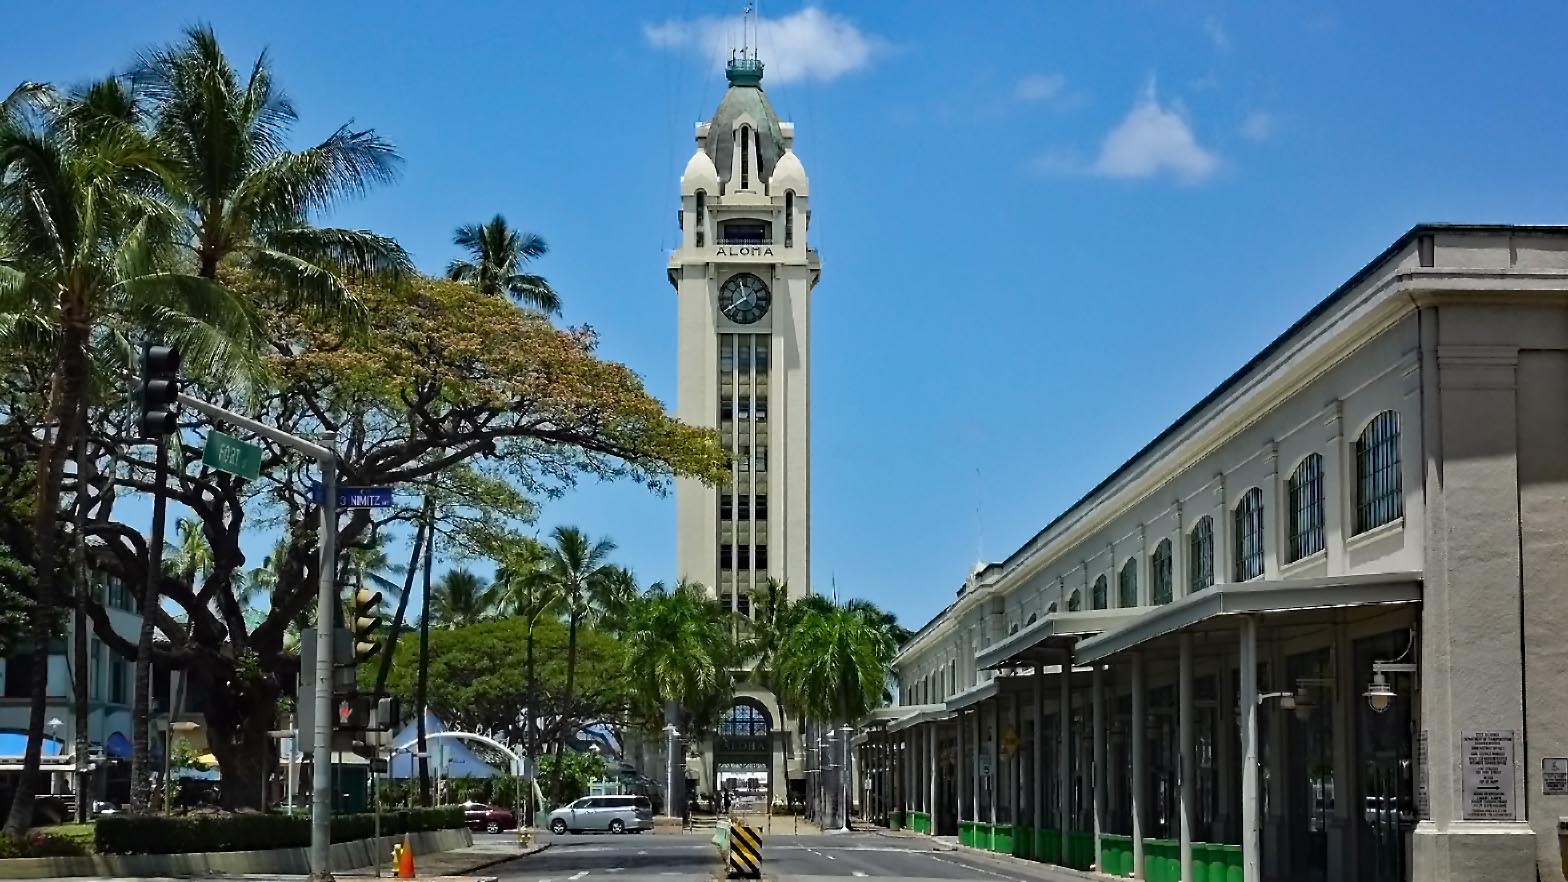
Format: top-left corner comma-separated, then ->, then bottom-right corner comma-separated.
547,795 -> 654,834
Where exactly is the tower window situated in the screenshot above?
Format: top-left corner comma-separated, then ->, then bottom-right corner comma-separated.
720,544 -> 734,569
721,396 -> 734,421
754,494 -> 768,520
754,339 -> 770,373
739,444 -> 750,472
740,125 -> 751,189
720,337 -> 734,373
695,191 -> 706,247
754,447 -> 767,472
720,493 -> 733,520
754,398 -> 767,420
736,592 -> 752,617
785,191 -> 795,247
755,545 -> 768,569
720,220 -> 770,244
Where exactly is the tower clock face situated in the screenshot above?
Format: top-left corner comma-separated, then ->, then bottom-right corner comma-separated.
719,273 -> 771,324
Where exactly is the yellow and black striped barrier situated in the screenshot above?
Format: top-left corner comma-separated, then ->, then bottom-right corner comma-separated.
727,819 -> 762,878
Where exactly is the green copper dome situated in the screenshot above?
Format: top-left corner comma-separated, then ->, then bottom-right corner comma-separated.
706,55 -> 786,188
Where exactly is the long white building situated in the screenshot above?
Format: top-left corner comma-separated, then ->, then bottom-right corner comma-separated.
861,225 -> 1568,882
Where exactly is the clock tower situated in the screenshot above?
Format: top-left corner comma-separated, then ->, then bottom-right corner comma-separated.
669,50 -> 818,609
667,48 -> 819,803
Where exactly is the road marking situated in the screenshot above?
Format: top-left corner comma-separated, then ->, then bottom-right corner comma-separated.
637,850 -> 648,855
852,872 -> 868,877
607,869 -> 623,874
569,872 -> 589,880
925,854 -> 1025,881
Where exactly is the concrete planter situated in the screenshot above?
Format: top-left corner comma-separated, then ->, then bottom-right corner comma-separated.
0,825 -> 471,879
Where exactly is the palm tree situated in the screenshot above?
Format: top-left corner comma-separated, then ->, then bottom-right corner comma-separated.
750,579 -> 798,810
0,80 -> 256,833
428,568 -> 495,627
135,25 -> 411,312
773,597 -> 903,830
446,215 -> 560,314
537,526 -> 618,794
622,580 -> 739,817
490,537 -> 560,760
169,517 -> 213,587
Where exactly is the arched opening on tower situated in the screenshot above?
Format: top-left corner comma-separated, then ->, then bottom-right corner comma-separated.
714,698 -> 772,811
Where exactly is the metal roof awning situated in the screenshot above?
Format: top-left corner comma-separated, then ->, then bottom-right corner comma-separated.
1073,572 -> 1422,665
885,704 -> 952,733
975,609 -> 1143,670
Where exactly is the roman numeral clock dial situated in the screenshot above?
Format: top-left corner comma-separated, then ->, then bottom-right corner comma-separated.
720,273 -> 771,324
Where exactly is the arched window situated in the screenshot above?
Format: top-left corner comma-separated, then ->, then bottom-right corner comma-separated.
1009,622 -> 1020,635
695,190 -> 706,247
719,702 -> 769,737
1026,612 -> 1038,625
1118,558 -> 1138,608
1152,539 -> 1174,605
1091,575 -> 1108,610
1046,602 -> 1058,616
1188,517 -> 1214,592
1234,488 -> 1265,581
784,191 -> 795,247
1288,453 -> 1326,562
1356,411 -> 1403,533
739,125 -> 751,189
1067,591 -> 1081,612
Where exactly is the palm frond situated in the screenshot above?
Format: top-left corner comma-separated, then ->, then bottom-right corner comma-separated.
245,246 -> 369,330
262,225 -> 412,280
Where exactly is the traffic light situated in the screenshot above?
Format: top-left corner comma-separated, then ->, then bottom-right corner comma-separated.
135,344 -> 181,438
350,587 -> 383,664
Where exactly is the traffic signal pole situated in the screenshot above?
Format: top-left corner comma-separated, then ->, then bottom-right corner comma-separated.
172,391 -> 338,881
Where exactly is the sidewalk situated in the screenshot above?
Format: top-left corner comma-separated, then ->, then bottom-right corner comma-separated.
339,835 -> 551,879
18,838 -> 555,882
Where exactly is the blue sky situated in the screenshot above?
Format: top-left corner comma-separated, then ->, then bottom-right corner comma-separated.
9,2 -> 1568,629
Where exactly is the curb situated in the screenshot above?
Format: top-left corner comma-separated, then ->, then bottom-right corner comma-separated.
943,844 -> 1103,882
868,829 -> 956,850
451,840 -> 552,875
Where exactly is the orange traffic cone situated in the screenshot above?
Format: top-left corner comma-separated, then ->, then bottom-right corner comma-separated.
398,831 -> 415,879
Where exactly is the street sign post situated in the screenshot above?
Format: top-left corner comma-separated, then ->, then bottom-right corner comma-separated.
203,430 -> 263,480
311,482 -> 394,508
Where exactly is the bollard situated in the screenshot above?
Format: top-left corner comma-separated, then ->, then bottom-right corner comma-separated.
727,820 -> 762,879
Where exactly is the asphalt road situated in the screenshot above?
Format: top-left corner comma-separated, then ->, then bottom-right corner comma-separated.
490,830 -> 1066,882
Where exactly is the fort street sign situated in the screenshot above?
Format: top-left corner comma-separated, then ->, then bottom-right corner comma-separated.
202,430 -> 262,481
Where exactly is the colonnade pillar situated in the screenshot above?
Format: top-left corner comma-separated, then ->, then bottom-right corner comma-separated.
1239,616 -> 1261,882
1058,655 -> 1072,860
1092,666 -> 1106,872
1178,635 -> 1195,882
1131,653 -> 1146,879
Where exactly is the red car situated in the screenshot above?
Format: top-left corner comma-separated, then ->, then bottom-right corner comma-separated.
462,801 -> 517,834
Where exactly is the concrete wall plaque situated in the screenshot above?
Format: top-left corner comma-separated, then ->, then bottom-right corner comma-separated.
1542,757 -> 1568,796
1461,730 -> 1516,820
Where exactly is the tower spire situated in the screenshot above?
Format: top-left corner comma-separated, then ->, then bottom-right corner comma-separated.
726,1 -> 765,87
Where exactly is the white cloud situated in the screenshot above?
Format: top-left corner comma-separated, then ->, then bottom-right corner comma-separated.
1015,73 -> 1066,103
644,6 -> 881,85
1204,15 -> 1230,52
1090,83 -> 1219,184
1239,110 -> 1275,142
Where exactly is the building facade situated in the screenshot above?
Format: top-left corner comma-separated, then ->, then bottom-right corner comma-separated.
861,225 -> 1568,882
665,51 -> 819,807
0,575 -> 147,810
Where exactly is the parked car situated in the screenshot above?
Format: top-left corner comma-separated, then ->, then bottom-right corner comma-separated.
547,795 -> 654,834
463,801 -> 517,834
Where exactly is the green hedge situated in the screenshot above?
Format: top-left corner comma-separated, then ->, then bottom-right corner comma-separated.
95,806 -> 464,856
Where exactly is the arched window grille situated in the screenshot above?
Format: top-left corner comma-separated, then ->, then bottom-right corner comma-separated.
1067,590 -> 1082,613
719,703 -> 769,737
784,191 -> 795,246
1288,453 -> 1326,562
1152,539 -> 1174,605
1356,411 -> 1403,533
1118,558 -> 1138,608
1234,488 -> 1265,581
1046,602 -> 1058,616
1091,575 -> 1108,610
1189,516 -> 1214,592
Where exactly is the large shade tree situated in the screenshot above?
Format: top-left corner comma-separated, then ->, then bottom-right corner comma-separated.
61,274 -> 727,809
